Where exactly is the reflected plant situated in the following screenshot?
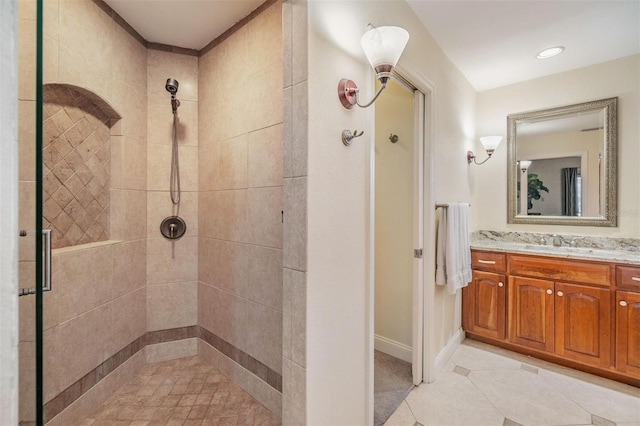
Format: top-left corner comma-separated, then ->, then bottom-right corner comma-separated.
526,174 -> 549,210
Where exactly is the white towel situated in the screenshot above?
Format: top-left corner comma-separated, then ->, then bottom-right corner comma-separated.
435,203 -> 472,295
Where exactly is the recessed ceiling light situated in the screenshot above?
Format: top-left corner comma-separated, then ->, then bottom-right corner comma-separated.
536,46 -> 565,59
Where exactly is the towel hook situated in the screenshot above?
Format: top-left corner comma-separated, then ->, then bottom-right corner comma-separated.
342,129 -> 364,146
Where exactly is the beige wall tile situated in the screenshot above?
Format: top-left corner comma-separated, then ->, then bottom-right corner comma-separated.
147,144 -> 198,191
110,136 -> 123,189
283,177 -> 306,270
219,134 -> 248,190
53,244 -> 113,323
18,0 -> 36,20
247,1 -> 283,74
121,189 -> 146,241
122,137 -> 147,191
147,190 -> 198,239
246,371 -> 282,417
43,36 -> 60,84
216,189 -> 248,243
147,281 -> 197,331
282,268 -> 292,360
18,18 -> 36,101
282,86 -> 292,178
247,301 -> 282,374
111,80 -> 146,140
145,338 -> 198,364
111,26 -> 146,91
197,339 -> 248,392
283,357 -> 305,425
108,287 -> 146,356
211,240 -> 249,296
247,245 -> 282,311
147,50 -> 198,102
112,240 -> 146,299
203,288 -> 250,354
146,236 -> 198,284
198,140 -> 219,192
292,80 -> 308,177
18,342 -> 35,421
58,45 -> 111,103
282,1 -> 292,89
19,100 -> 36,181
213,25 -> 248,86
248,124 -> 283,188
291,0 -> 308,86
197,281 -> 217,334
198,191 -> 218,239
291,270 -> 306,367
247,62 -> 284,132
247,186 -> 283,249
19,182 -> 36,262
148,97 -> 198,147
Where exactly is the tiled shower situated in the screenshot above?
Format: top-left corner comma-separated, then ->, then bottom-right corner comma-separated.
16,0 -> 294,423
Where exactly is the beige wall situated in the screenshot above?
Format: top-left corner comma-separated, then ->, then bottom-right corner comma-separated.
198,0 -> 283,401
374,79 -> 414,354
307,1 -> 476,423
146,50 -> 199,338
475,54 -> 640,237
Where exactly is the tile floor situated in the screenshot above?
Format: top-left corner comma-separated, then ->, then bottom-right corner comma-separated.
385,339 -> 640,426
77,356 -> 280,425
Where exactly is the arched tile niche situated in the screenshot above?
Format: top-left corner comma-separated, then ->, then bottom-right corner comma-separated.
42,83 -> 121,249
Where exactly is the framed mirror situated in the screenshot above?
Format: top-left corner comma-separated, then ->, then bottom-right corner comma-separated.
507,97 -> 617,226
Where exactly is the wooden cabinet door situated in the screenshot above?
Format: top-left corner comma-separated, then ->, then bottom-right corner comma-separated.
508,276 -> 554,352
464,271 -> 506,339
616,291 -> 640,377
555,282 -> 611,368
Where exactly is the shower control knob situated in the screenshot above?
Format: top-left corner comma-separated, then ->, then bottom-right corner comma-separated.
160,216 -> 186,240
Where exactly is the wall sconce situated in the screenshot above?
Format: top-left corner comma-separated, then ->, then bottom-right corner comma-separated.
467,136 -> 503,165
338,26 -> 410,109
519,160 -> 532,173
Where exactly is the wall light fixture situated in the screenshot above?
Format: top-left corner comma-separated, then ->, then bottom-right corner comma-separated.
467,136 -> 503,165
519,160 -> 532,173
338,26 -> 410,109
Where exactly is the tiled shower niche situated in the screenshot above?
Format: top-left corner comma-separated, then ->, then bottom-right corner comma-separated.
43,84 -> 119,249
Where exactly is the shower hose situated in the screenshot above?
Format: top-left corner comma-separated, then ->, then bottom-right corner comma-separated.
170,110 -> 181,205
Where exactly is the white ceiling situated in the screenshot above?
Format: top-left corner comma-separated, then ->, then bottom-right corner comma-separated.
103,0 -> 640,91
103,0 -> 264,50
407,0 -> 640,92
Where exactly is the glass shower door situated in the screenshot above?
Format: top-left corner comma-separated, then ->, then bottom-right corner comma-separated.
18,0 -> 45,423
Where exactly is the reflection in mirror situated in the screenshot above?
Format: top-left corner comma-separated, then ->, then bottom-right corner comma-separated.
507,97 -> 617,226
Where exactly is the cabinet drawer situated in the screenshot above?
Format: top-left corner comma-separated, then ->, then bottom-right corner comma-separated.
472,251 -> 506,273
617,266 -> 640,291
508,255 -> 611,287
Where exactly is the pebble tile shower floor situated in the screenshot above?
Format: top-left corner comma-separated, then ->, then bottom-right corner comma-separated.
77,356 -> 281,425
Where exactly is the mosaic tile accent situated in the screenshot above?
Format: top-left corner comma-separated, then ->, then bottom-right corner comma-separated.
43,326 -> 282,422
43,85 -> 112,249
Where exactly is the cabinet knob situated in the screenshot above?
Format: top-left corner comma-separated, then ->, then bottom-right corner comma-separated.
557,291 -> 564,297
546,289 -> 553,295
620,300 -> 628,307
498,282 -> 504,287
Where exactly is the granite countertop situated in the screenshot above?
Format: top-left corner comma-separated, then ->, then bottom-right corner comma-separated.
470,231 -> 640,265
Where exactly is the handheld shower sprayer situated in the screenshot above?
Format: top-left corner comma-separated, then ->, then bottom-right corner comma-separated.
165,78 -> 180,113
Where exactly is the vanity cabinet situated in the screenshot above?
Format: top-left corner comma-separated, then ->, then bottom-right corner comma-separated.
462,252 -> 507,340
465,249 -> 638,385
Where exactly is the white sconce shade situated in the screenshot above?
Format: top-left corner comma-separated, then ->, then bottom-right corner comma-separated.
360,26 -> 410,71
338,25 -> 410,110
468,136 -> 503,165
479,136 -> 503,154
519,160 -> 532,171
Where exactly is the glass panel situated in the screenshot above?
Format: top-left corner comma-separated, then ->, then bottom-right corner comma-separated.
18,0 -> 43,423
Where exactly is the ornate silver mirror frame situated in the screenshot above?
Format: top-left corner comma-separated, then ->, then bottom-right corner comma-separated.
507,97 -> 618,226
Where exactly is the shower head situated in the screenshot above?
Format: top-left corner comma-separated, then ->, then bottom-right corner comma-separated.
165,78 -> 179,95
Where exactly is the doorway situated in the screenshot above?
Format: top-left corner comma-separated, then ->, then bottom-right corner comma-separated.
373,74 -> 426,425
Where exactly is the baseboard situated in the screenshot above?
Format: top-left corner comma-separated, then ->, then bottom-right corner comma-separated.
433,328 -> 465,376
374,334 -> 412,363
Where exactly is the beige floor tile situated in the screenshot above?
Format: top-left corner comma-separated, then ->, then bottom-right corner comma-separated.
76,356 -> 280,425
469,369 -> 591,425
405,372 -> 504,425
383,401 -> 416,425
451,343 -> 522,371
538,369 -> 640,423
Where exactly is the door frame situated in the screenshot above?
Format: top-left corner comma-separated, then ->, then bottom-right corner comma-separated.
367,64 -> 436,421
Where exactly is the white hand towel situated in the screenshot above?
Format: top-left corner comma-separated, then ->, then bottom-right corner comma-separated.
435,203 -> 472,295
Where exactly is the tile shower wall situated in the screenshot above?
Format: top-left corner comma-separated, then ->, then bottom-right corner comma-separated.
17,0 -> 148,423
198,0 -> 284,414
43,85 -> 112,249
146,49 -> 199,347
